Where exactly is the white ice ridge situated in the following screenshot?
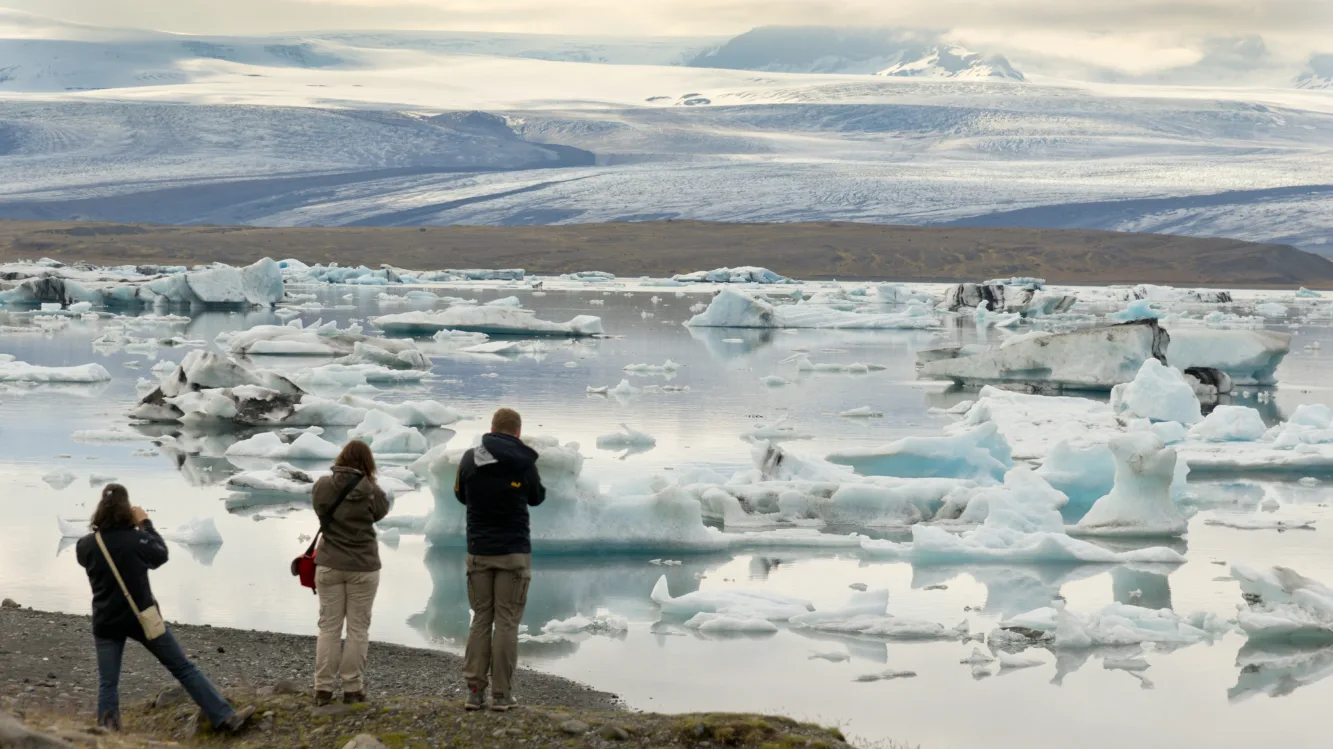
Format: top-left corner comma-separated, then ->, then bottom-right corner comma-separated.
859,466 -> 1185,564
651,575 -> 813,620
1001,600 -> 1230,648
0,258 -> 283,309
787,589 -> 967,639
1232,565 -> 1333,643
219,319 -> 427,366
685,288 -> 938,329
372,307 -> 604,337
0,358 -> 112,383
1074,433 -> 1187,538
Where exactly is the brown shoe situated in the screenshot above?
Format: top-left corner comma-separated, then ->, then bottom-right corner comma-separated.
218,705 -> 256,735
314,690 -> 334,707
343,691 -> 366,705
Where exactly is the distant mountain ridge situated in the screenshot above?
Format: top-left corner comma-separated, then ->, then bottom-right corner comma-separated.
1297,55 -> 1333,89
686,26 -> 1024,80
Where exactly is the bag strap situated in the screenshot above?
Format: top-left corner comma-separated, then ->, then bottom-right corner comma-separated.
304,474 -> 363,555
95,532 -> 143,618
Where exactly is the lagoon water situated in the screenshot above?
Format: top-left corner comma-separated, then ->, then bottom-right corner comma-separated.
3,283 -> 1333,748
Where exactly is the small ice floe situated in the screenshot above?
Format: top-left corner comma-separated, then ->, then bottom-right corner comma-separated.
541,614 -> 629,635
1103,653 -> 1150,671
160,517 -> 223,546
839,406 -> 883,418
373,307 -> 603,337
996,651 -> 1044,670
71,429 -> 158,444
853,669 -> 916,682
623,360 -> 681,373
88,473 -> 118,487
960,648 -> 995,665
57,517 -> 89,538
651,575 -> 812,621
1000,600 -> 1229,648
788,589 -> 966,640
849,583 -> 868,591
42,470 -> 78,490
131,449 -> 160,458
790,355 -> 886,374
0,359 -> 112,383
684,613 -> 778,633
224,432 -> 342,461
1232,565 -> 1333,642
586,385 -> 609,395
809,650 -> 851,662
596,424 -> 657,450
1203,516 -> 1315,531
1299,477 -> 1320,487
761,375 -> 791,387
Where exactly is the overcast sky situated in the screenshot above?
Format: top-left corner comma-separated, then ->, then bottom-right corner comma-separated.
11,0 -> 1332,68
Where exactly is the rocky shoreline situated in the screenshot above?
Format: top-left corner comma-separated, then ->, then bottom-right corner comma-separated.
0,605 -> 863,748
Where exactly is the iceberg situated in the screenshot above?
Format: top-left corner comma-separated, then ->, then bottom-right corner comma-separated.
671,267 -> 791,284
682,613 -> 779,633
595,424 -> 657,450
1163,329 -> 1290,386
1232,565 -> 1333,643
686,289 -> 938,330
1074,433 -> 1187,537
373,308 -> 604,337
1002,601 -> 1229,648
1033,441 -> 1117,522
160,517 -> 224,546
1109,359 -> 1203,425
787,589 -> 964,640
918,320 -> 1167,391
1189,405 -> 1267,442
0,360 -> 112,383
651,575 -> 812,620
349,410 -> 430,454
224,432 -> 342,461
414,437 -> 730,553
826,422 -> 1012,483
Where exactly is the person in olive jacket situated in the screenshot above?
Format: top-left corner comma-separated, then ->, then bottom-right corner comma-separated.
76,484 -> 254,733
454,407 -> 546,712
311,440 -> 391,706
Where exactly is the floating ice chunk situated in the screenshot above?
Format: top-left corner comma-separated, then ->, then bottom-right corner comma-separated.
827,422 -> 1012,483
996,651 -> 1044,669
225,462 -> 317,495
349,410 -> 429,454
1189,405 -> 1266,442
1204,516 -> 1314,531
0,360 -> 112,383
761,375 -> 791,387
624,360 -> 681,373
88,473 -> 118,486
839,406 -> 883,418
672,267 -> 790,285
224,432 -> 342,461
686,288 -> 938,330
1033,441 -> 1116,521
596,424 -> 657,450
458,340 -> 547,356
1255,302 -> 1289,318
1165,329 -> 1290,386
607,379 -> 640,398
788,590 -> 965,639
960,647 -> 995,665
651,575 -> 812,620
1231,565 -> 1333,643
1103,654 -> 1150,671
57,517 -> 88,537
1109,359 -> 1202,425
1297,288 -> 1323,298
809,650 -> 851,662
1003,600 -> 1229,648
373,308 -> 603,337
1107,299 -> 1163,322
791,356 -> 886,373
586,386 -> 609,395
43,470 -> 77,490
68,301 -> 93,314
160,517 -> 223,546
1075,433 -> 1185,537
542,614 -> 629,635
683,613 -> 779,633
854,669 -> 917,682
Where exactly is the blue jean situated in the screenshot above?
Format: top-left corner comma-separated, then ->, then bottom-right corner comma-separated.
95,628 -> 235,729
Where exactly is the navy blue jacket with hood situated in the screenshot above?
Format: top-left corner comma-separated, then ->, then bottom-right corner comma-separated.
454,433 -> 546,555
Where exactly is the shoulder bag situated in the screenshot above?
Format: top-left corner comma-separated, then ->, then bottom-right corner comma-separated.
95,532 -> 167,641
290,475 -> 361,594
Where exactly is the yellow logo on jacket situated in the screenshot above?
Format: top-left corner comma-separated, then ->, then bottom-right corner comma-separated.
510,481 -> 522,489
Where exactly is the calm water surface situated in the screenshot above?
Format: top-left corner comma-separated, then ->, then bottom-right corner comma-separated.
2,283 -> 1332,749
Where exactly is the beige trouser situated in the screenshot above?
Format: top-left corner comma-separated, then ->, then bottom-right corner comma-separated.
463,553 -> 531,697
315,567 -> 380,693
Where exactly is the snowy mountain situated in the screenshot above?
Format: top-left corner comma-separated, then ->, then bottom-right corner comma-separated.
876,45 -> 1023,81
685,26 -> 1022,80
1296,55 -> 1333,90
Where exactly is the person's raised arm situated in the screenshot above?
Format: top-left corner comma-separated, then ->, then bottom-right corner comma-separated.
454,451 -> 472,506
526,465 -> 546,507
134,507 -> 170,569
370,483 -> 391,522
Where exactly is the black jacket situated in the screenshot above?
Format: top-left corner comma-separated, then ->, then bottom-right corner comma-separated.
455,433 -> 546,555
75,520 -> 170,640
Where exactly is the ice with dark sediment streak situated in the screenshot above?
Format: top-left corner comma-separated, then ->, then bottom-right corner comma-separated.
685,288 -> 939,329
372,307 -> 604,337
1232,565 -> 1333,643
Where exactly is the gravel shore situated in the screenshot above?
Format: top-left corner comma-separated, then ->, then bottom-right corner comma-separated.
0,605 -> 618,716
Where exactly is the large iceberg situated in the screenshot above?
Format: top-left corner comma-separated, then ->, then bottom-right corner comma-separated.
1073,433 -> 1187,537
373,308 -> 604,337
0,258 -> 282,309
918,320 -> 1167,391
1164,329 -> 1290,386
685,288 -> 938,330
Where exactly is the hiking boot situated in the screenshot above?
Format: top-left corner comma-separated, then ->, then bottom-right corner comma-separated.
217,705 -> 256,735
314,690 -> 334,707
97,711 -> 121,732
464,688 -> 487,711
343,691 -> 366,705
490,694 -> 517,712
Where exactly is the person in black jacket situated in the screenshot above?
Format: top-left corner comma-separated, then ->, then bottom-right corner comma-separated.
454,408 -> 545,712
75,484 -> 254,733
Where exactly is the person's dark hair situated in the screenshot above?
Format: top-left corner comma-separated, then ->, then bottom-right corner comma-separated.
335,439 -> 377,479
491,408 -> 521,435
90,484 -> 135,531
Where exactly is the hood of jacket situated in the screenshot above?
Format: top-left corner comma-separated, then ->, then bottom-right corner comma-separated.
330,465 -> 369,496
475,432 -> 539,470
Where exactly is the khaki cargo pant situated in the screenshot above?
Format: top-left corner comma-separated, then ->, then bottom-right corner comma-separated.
463,553 -> 531,697
315,567 -> 380,694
